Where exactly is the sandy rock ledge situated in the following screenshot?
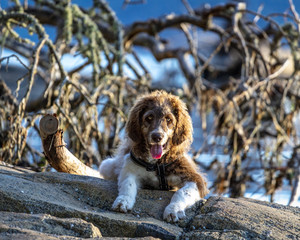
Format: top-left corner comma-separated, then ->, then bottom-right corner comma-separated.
0,163 -> 299,239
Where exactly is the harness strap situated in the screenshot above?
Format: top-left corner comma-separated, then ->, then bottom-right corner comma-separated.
130,151 -> 173,191
130,151 -> 157,171
157,163 -> 169,190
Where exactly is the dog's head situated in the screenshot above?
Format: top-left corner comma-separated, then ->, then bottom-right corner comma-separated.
126,90 -> 193,159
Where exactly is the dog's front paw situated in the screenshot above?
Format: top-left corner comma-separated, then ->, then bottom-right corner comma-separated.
163,203 -> 186,223
112,195 -> 134,213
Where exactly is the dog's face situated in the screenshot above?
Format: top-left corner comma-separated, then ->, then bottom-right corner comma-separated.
141,105 -> 176,159
126,91 -> 193,160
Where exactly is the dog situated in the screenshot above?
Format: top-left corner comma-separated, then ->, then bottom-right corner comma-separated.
99,90 -> 208,222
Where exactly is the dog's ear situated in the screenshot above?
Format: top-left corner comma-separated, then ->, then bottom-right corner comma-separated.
172,99 -> 193,146
126,98 -> 148,142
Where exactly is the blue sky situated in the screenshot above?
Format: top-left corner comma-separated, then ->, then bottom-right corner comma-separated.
97,0 -> 299,25
2,1 -> 299,25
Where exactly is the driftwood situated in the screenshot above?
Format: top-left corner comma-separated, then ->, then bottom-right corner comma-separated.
39,114 -> 101,178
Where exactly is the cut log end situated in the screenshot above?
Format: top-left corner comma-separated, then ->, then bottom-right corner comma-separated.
40,114 -> 59,139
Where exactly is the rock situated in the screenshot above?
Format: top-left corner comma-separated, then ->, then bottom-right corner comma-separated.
190,197 -> 300,239
0,163 -> 299,239
0,211 -> 101,239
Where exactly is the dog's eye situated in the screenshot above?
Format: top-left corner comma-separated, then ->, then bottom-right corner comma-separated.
166,116 -> 172,123
145,115 -> 153,122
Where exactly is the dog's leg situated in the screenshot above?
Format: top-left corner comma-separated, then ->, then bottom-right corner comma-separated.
112,173 -> 138,213
163,181 -> 201,222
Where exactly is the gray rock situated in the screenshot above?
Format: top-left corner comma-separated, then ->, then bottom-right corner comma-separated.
188,196 -> 300,239
0,211 -> 101,239
0,163 -> 299,239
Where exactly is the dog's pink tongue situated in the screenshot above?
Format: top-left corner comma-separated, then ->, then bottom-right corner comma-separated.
150,144 -> 163,159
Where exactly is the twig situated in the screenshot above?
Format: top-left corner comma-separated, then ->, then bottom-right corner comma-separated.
289,0 -> 300,34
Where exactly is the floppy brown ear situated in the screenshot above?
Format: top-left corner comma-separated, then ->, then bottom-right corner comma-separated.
126,98 -> 148,142
172,99 -> 193,146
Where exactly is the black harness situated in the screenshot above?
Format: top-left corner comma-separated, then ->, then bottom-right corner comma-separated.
130,151 -> 174,191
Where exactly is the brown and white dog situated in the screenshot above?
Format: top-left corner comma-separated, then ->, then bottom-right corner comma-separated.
100,90 -> 208,222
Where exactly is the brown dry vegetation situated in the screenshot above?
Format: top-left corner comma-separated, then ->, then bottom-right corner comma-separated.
0,0 -> 300,204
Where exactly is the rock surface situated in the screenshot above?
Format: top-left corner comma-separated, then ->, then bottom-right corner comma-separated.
0,163 -> 299,239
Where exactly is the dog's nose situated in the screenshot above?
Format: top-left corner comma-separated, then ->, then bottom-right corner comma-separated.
151,132 -> 163,143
